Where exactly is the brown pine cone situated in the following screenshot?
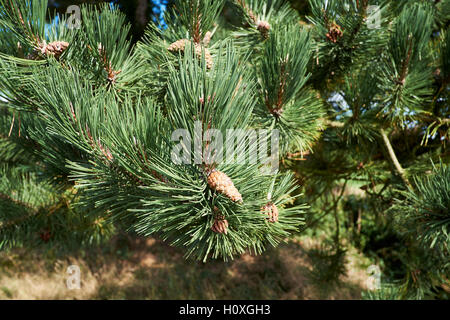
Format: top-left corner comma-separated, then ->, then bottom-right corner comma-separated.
41,41 -> 69,59
261,202 -> 279,223
211,214 -> 229,234
28,41 -> 69,60
207,170 -> 243,203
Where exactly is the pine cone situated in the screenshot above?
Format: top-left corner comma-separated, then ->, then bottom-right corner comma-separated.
207,170 -> 243,203
168,39 -> 213,69
41,41 -> 69,59
261,202 -> 279,223
194,45 -> 213,69
28,41 -> 69,60
257,20 -> 271,39
168,39 -> 189,52
211,214 -> 229,234
326,23 -> 343,43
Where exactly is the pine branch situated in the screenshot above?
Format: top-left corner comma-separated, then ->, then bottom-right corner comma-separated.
379,128 -> 411,188
396,35 -> 413,86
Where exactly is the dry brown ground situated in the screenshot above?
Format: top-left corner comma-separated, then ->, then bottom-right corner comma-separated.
0,236 -> 373,300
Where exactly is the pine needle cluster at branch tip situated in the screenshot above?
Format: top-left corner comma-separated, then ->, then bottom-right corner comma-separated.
207,170 -> 243,203
98,43 -> 122,84
261,202 -> 279,223
167,39 -> 213,69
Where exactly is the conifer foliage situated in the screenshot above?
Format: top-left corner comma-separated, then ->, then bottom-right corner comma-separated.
0,0 -> 320,261
0,0 -> 449,298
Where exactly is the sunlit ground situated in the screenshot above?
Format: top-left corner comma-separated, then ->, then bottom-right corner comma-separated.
0,236 -> 373,300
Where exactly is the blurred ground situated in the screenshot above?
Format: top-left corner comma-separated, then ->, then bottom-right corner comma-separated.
0,236 -> 373,300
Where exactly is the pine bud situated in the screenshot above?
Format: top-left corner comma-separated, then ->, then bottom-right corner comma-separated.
199,94 -> 216,105
261,202 -> 279,223
207,170 -> 243,203
98,43 -> 105,55
17,42 -> 24,58
257,20 -> 271,39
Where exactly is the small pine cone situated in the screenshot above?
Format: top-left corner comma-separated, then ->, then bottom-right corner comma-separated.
211,214 -> 229,234
28,41 -> 69,60
168,39 -> 213,69
261,202 -> 279,223
326,23 -> 343,43
257,20 -> 271,39
41,41 -> 70,59
207,170 -> 243,203
433,68 -> 441,78
194,45 -> 213,69
168,39 -> 189,52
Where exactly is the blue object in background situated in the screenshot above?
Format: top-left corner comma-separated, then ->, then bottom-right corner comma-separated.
152,0 -> 168,29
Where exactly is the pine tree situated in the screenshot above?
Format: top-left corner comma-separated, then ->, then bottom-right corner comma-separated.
0,0 -> 448,299
0,0 -> 322,262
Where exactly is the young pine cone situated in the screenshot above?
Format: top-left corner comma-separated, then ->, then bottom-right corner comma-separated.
257,20 -> 271,39
326,23 -> 343,43
38,41 -> 69,59
168,39 -> 189,52
168,39 -> 213,69
207,170 -> 243,203
261,202 -> 279,223
211,215 -> 229,234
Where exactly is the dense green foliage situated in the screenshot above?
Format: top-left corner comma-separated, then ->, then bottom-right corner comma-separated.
0,0 -> 449,299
